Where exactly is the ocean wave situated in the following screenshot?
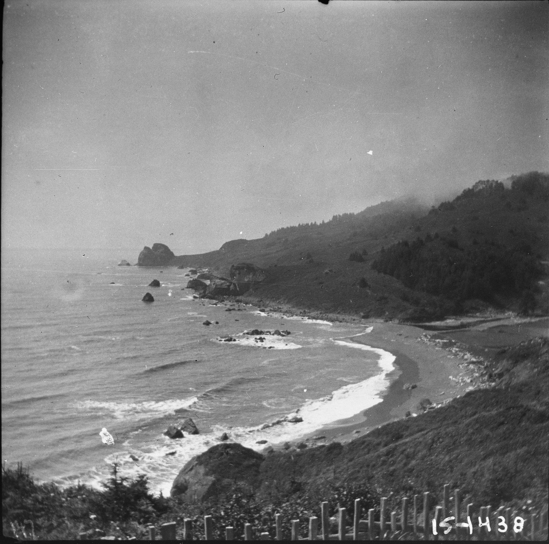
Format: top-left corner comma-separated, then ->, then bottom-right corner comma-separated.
3,392 -> 68,408
74,397 -> 198,420
64,340 -> 397,497
213,333 -> 302,350
251,310 -> 333,326
200,375 -> 263,397
262,397 -> 296,410
78,335 -> 121,344
142,359 -> 201,374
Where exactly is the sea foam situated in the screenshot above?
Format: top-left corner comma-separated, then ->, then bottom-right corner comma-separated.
110,337 -> 397,496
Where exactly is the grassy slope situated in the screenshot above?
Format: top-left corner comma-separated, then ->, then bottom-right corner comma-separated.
169,174 -> 549,320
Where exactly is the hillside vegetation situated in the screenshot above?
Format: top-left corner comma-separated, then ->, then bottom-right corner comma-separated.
253,337 -> 549,510
170,171 -> 549,321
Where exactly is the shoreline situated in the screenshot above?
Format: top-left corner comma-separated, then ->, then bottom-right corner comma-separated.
283,321 -> 476,448
236,300 -> 485,451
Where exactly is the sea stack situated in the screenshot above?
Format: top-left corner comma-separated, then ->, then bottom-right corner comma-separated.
137,243 -> 175,266
142,293 -> 155,302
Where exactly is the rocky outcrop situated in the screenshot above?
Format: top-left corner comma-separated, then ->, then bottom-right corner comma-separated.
164,425 -> 184,439
244,329 -> 291,336
229,263 -> 267,283
205,279 -> 236,297
142,293 -> 155,302
148,279 -> 161,287
137,243 -> 175,266
118,260 -> 131,266
187,278 -> 208,293
170,443 -> 264,501
178,418 -> 200,435
417,398 -> 433,412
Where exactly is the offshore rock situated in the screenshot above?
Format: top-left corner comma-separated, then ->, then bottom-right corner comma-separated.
170,443 -> 264,501
164,425 -> 184,439
137,243 -> 175,266
118,260 -> 131,266
178,418 -> 200,435
142,293 -> 155,302
148,279 -> 161,287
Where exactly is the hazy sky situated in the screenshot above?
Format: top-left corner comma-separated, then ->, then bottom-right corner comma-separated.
2,1 -> 548,253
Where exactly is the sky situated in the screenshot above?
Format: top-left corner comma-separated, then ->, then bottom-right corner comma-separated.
2,0 -> 548,254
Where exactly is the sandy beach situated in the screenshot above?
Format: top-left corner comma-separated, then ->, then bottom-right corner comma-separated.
288,314 -> 548,448
214,298 -> 547,454
239,297 -> 484,450
281,319 -> 478,447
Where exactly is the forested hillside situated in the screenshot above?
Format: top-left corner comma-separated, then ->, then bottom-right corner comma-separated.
371,173 -> 549,316
171,171 -> 549,321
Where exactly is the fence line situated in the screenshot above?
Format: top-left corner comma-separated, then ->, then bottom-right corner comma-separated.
148,483 -> 548,541
80,483 -> 548,540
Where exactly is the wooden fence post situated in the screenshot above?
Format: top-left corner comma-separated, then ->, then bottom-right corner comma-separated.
275,514 -> 283,541
309,516 -> 318,541
390,511 -> 397,536
291,520 -> 299,541
183,519 -> 193,541
402,497 -> 409,534
368,508 -> 375,541
260,532 -> 271,540
541,509 -> 548,539
413,495 -> 418,536
486,505 -> 493,539
442,484 -> 449,520
148,526 -> 156,541
504,507 -> 511,541
454,489 -> 460,540
339,508 -> 347,541
160,522 -> 176,540
321,502 -> 329,541
495,506 -> 503,541
466,504 -> 473,541
353,499 -> 361,540
424,492 -> 431,541
531,513 -> 536,541
204,516 -> 213,541
380,497 -> 387,540
225,526 -> 234,540
433,506 -> 442,541
244,523 -> 253,541
479,507 -> 487,540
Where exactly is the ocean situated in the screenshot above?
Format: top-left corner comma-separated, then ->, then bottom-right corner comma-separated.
1,248 -> 396,496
